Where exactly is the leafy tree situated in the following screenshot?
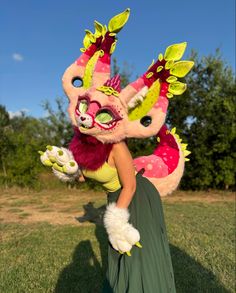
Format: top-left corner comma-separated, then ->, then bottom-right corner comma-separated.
41,97 -> 73,147
0,106 -> 11,183
1,50 -> 234,190
0,112 -> 48,188
167,49 -> 236,190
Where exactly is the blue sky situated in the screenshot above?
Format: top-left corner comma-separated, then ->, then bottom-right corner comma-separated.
0,0 -> 235,118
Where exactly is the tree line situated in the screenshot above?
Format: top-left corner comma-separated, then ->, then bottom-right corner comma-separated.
0,50 -> 235,190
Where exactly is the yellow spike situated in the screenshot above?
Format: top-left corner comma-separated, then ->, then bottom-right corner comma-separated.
185,158 -> 190,162
119,250 -> 124,254
181,143 -> 188,150
164,42 -> 187,61
80,48 -> 86,52
166,76 -> 178,83
102,25 -> 107,36
135,241 -> 143,248
168,81 -> 187,95
184,150 -> 191,157
110,40 -> 117,54
158,53 -> 163,61
83,32 -> 91,48
44,160 -> 53,167
84,29 -> 96,43
165,60 -> 174,70
94,20 -> 103,37
108,8 -> 130,33
166,93 -> 173,98
53,163 -> 64,173
38,151 -> 44,155
126,251 -> 131,256
170,61 -> 194,78
157,136 -> 160,142
148,59 -> 155,70
171,127 -> 176,134
174,134 -> 180,139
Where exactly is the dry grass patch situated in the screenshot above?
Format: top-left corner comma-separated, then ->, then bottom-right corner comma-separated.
0,187 -> 106,225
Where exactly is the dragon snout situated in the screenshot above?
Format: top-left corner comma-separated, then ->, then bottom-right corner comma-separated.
77,114 -> 94,129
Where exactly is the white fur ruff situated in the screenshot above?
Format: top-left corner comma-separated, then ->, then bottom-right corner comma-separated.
103,203 -> 140,252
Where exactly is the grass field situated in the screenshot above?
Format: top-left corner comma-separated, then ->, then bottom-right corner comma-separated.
0,188 -> 235,293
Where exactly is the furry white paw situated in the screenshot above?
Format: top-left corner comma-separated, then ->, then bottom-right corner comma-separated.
39,145 -> 80,182
103,203 -> 141,255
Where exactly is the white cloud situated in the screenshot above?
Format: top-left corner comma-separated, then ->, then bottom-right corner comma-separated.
8,108 -> 29,118
12,53 -> 24,62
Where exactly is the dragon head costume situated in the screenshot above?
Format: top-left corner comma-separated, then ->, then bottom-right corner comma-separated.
41,8 -> 194,196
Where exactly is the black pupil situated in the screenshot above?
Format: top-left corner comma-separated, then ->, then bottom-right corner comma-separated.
140,116 -> 152,127
72,77 -> 83,88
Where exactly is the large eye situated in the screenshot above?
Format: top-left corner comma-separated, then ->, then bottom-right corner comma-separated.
140,116 -> 152,127
72,77 -> 83,88
78,100 -> 88,114
95,110 -> 114,124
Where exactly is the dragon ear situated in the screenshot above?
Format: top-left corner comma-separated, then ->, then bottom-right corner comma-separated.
91,9 -> 131,88
119,42 -> 194,138
121,42 -> 194,109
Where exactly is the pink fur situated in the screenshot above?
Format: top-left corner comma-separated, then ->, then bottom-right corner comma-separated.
133,125 -> 179,178
69,127 -> 113,171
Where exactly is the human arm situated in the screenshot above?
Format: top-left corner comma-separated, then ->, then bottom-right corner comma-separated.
112,141 -> 136,208
103,141 -> 141,255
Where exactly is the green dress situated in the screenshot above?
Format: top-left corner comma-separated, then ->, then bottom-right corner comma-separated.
102,173 -> 176,293
83,164 -> 176,292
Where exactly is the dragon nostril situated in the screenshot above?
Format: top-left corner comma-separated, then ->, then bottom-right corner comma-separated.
80,117 -> 86,121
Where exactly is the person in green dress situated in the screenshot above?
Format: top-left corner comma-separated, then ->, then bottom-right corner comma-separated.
39,8 -> 193,292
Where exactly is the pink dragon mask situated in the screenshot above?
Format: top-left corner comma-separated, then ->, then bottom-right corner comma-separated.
62,8 -> 194,144
36,9 -> 196,196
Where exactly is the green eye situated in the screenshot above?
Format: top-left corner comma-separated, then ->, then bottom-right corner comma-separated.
79,100 -> 88,114
95,111 -> 113,123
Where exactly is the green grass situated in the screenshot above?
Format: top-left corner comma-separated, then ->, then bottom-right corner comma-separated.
0,191 -> 234,293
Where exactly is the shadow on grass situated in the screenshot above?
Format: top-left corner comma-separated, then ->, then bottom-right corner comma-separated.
55,202 -> 229,293
54,202 -> 108,293
170,244 -> 230,293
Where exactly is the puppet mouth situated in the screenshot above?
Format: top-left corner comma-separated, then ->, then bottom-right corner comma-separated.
79,125 -> 90,131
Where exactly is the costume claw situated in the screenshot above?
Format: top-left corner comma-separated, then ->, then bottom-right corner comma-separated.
44,160 -> 53,167
53,163 -> 64,172
135,241 -> 142,248
126,251 -> 131,256
46,145 -> 53,151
